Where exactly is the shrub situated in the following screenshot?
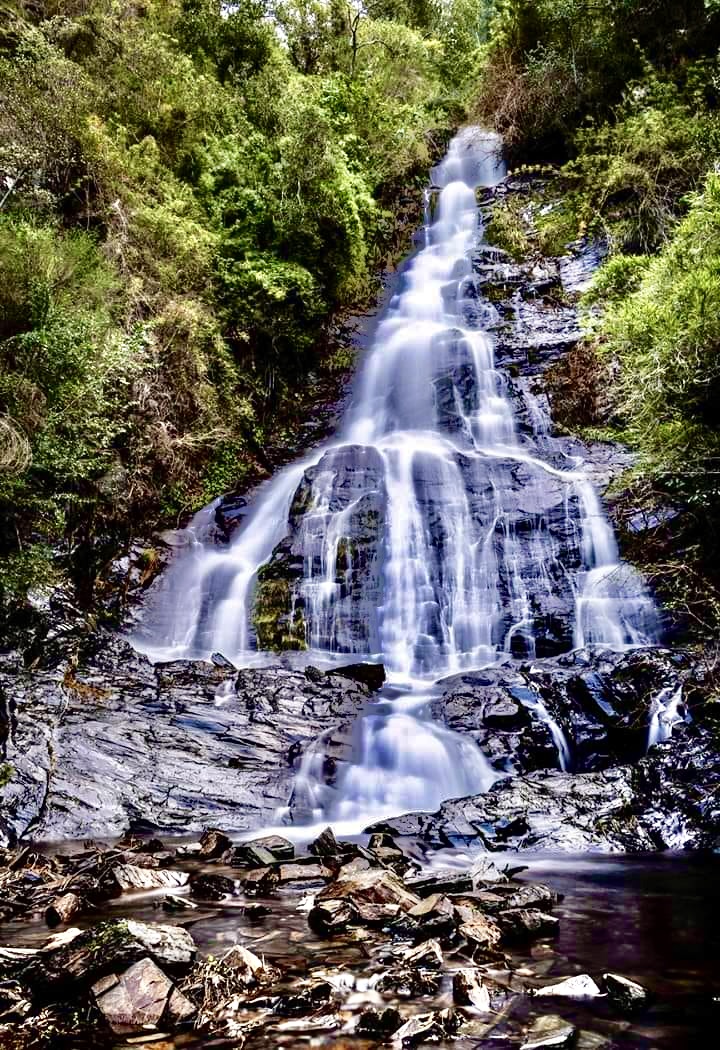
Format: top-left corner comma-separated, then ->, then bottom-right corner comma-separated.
600,172 -> 720,509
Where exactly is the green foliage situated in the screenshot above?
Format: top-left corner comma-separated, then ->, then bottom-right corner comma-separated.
599,173 -> 720,513
0,0 -> 463,614
478,0 -> 715,159
583,254 -> 651,307
568,72 -> 720,252
0,763 -> 13,789
485,196 -> 531,259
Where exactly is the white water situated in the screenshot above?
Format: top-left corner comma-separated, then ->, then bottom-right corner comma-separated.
648,684 -> 688,750
132,128 -> 657,830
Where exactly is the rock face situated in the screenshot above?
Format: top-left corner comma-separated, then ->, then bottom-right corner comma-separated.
432,646 -> 693,776
0,637 -> 370,845
253,444 -> 387,653
369,727 -> 720,852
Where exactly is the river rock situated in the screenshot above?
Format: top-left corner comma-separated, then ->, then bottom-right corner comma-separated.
391,1009 -> 459,1047
497,909 -> 559,941
229,834 -> 294,863
309,825 -> 340,857
308,898 -> 355,936
92,957 -> 195,1034
198,828 -> 232,859
318,867 -> 421,912
279,861 -> 331,883
1,920 -> 196,998
241,867 -> 279,896
188,872 -> 235,900
356,1006 -> 402,1037
453,968 -> 492,1009
534,974 -> 602,999
603,972 -> 649,1014
112,864 -> 189,891
401,938 -> 443,968
405,870 -> 473,897
458,915 -> 504,954
522,1014 -> 577,1049
44,892 -> 84,927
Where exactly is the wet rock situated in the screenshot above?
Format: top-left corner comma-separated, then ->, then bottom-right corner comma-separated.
0,640 -> 370,844
535,974 -> 601,999
112,864 -> 189,892
162,894 -> 198,913
453,968 -> 492,1009
332,663 -> 386,692
308,898 -> 355,936
405,870 -> 473,897
373,717 -> 720,853
603,972 -> 649,1014
279,861 -> 331,883
376,967 -> 442,999
1,920 -> 196,998
502,883 -> 561,910
241,866 -> 279,896
274,980 -> 333,1017
188,872 -> 235,900
226,835 -> 294,866
198,828 -> 232,859
356,1006 -> 402,1037
256,445 -> 388,653
92,957 -> 195,1035
391,1008 -> 460,1047
44,892 -> 85,927
522,1014 -> 577,1049
242,903 -> 271,921
369,846 -> 415,876
228,843 -> 277,868
398,893 -> 457,942
309,826 -> 340,857
352,900 -> 401,926
318,867 -> 421,912
368,833 -> 398,850
401,937 -> 443,968
458,915 -> 504,954
245,835 -> 294,863
498,909 -> 559,942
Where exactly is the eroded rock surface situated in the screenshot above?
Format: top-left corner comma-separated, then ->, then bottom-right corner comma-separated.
369,728 -> 720,852
0,637 -> 370,845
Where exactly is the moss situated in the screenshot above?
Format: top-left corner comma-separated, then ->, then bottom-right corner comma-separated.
0,763 -> 13,789
535,198 -> 578,256
83,919 -> 131,955
252,577 -> 306,651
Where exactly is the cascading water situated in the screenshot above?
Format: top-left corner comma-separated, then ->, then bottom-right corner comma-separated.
133,128 -> 657,830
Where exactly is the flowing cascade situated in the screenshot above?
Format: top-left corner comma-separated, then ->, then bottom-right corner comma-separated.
133,129 -> 657,827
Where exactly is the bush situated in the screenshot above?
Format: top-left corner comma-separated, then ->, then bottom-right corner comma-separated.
600,172 -> 720,509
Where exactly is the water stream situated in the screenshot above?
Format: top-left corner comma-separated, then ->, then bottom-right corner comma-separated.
133,128 -> 657,831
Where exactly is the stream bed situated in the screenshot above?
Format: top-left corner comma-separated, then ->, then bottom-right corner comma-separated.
3,845 -> 718,1049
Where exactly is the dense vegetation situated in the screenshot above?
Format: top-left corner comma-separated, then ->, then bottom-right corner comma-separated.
476,0 -> 720,636
0,0 -> 487,624
3,0 -> 720,640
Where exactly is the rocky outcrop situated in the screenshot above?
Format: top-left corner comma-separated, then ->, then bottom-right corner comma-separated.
432,646 -> 693,775
368,726 -> 720,852
253,444 -> 387,653
0,637 -> 373,845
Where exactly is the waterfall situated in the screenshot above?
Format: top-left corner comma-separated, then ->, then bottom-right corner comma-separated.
132,128 -> 657,829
